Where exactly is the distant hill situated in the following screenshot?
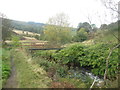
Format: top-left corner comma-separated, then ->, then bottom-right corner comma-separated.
11,20 -> 77,36
11,20 -> 45,34
27,21 -> 45,26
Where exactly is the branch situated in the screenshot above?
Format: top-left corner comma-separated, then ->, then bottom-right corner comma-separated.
104,43 -> 120,82
109,29 -> 120,42
111,33 -> 120,42
89,77 -> 97,90
102,0 -> 119,14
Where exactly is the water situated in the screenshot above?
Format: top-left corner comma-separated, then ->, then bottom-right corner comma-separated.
67,67 -> 104,86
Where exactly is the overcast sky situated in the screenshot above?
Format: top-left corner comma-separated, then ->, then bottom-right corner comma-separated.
0,0 -> 119,27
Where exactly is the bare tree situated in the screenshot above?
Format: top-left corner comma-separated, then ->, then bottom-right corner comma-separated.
47,13 -> 70,27
44,13 -> 72,45
104,43 -> 120,84
100,0 -> 119,85
101,0 -> 119,14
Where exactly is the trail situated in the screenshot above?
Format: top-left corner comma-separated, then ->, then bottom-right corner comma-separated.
4,55 -> 18,88
6,48 -> 51,88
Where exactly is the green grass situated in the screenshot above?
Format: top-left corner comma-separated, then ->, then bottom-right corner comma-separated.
12,49 -> 52,88
59,78 -> 87,88
94,30 -> 118,43
2,48 -> 11,86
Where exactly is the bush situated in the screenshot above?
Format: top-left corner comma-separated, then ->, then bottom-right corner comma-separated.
73,28 -> 88,42
32,43 -> 118,79
53,44 -> 86,66
33,51 -> 68,77
11,36 -> 21,48
2,65 -> 11,79
33,50 -> 55,60
2,48 -> 11,85
52,43 -> 118,79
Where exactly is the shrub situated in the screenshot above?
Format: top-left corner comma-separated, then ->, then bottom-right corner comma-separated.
52,43 -> 118,79
32,43 -> 118,79
73,28 -> 88,42
2,48 -> 11,85
11,36 -> 21,48
53,44 -> 86,66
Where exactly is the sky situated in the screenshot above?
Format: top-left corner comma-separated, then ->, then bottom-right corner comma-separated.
0,0 -> 119,28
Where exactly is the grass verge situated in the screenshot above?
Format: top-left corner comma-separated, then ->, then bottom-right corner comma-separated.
12,48 -> 51,88
2,48 -> 11,87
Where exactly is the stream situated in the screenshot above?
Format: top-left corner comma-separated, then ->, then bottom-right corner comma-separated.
66,67 -> 104,87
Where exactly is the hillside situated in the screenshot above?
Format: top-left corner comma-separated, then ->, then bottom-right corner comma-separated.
11,20 -> 45,34
13,29 -> 40,36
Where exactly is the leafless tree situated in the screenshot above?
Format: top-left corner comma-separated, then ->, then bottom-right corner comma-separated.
47,13 -> 70,27
101,0 -> 119,14
100,0 -> 119,85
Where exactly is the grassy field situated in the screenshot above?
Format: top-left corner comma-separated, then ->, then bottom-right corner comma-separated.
13,29 -> 40,36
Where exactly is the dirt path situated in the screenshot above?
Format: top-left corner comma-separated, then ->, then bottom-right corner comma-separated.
4,55 -> 18,88
3,48 -> 52,88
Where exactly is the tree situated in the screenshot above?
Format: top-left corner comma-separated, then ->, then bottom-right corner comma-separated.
43,13 -> 72,45
0,13 -> 12,42
101,0 -> 119,14
47,13 -> 69,27
73,28 -> 88,42
100,24 -> 108,30
100,0 -> 119,85
91,24 -> 98,32
77,22 -> 92,32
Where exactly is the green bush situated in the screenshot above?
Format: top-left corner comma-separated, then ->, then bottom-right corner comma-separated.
11,36 -> 21,48
2,65 -> 11,79
53,44 -> 86,65
73,28 -> 88,42
33,50 -> 55,59
2,48 -> 11,84
86,43 -> 118,79
32,50 -> 68,77
52,43 -> 118,79
32,43 -> 118,79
